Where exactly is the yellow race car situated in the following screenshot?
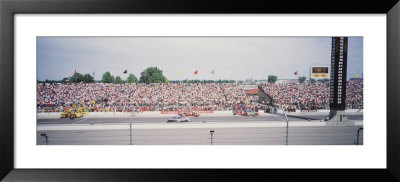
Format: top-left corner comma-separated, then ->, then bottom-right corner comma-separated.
76,107 -> 89,116
60,109 -> 84,119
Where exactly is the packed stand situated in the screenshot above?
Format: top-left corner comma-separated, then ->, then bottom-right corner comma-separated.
261,80 -> 363,110
36,83 -> 258,112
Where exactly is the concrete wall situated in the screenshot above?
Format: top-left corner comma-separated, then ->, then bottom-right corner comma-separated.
37,110 -> 236,119
37,109 -> 362,119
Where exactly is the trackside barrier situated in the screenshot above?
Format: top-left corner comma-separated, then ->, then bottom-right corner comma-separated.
37,123 -> 364,145
37,110 -> 237,119
160,110 -> 214,114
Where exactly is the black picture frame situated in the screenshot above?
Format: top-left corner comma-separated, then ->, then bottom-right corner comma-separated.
1,0 -> 399,181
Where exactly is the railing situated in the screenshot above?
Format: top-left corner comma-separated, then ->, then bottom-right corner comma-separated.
356,127 -> 363,145
37,124 -> 363,145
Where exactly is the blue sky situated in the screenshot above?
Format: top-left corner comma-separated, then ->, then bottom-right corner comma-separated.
37,37 -> 363,81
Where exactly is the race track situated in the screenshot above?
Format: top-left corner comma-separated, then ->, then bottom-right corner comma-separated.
37,114 -> 363,125
37,125 -> 363,145
37,113 -> 363,145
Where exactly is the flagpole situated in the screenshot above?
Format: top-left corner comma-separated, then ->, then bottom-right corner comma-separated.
213,72 -> 215,81
295,71 -> 299,110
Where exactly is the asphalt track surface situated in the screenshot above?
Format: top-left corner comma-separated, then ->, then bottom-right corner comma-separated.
37,114 -> 363,125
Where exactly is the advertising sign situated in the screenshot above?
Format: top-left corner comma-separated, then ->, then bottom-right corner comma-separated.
311,67 -> 329,78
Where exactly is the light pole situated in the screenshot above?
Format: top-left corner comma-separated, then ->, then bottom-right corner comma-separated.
130,109 -> 134,145
281,106 -> 289,145
129,122 -> 132,145
210,130 -> 215,145
40,133 -> 48,145
356,128 -> 363,145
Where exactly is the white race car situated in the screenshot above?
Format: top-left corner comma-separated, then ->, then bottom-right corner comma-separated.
167,116 -> 190,122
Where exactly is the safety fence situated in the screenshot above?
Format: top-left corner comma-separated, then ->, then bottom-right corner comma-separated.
37,125 -> 363,145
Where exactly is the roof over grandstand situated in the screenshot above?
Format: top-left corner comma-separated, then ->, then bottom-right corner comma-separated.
246,88 -> 259,94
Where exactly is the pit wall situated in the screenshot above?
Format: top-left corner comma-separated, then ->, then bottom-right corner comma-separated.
36,109 -> 361,119
37,110 -> 236,119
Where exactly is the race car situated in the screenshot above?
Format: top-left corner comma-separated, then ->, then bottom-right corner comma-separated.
167,116 -> 191,122
60,107 -> 87,119
60,110 -> 83,119
178,111 -> 200,117
233,109 -> 251,116
243,109 -> 258,117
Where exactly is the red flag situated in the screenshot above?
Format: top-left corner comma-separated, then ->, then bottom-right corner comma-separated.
194,70 -> 198,74
74,69 -> 77,76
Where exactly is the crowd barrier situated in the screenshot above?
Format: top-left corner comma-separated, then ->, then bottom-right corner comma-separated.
37,110 -> 237,119
37,123 -> 364,145
37,109 -> 361,119
38,109 -> 215,113
160,110 -> 214,114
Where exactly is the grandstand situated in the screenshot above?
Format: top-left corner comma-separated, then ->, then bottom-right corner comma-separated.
37,80 -> 363,113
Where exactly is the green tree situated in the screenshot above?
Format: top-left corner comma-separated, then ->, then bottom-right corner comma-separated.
62,77 -> 69,83
163,76 -> 169,84
298,76 -> 307,83
126,74 -> 138,83
83,74 -> 94,83
70,73 -> 84,83
101,71 -> 115,83
267,75 -> 278,84
318,78 -> 330,83
114,76 -> 124,84
139,67 -> 168,84
310,78 -> 316,84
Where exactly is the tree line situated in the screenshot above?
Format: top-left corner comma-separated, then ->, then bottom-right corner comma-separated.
39,67 -> 168,84
38,67 -> 330,84
68,67 -> 165,84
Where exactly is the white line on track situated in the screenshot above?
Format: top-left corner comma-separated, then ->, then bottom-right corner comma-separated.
73,118 -> 88,124
38,122 -> 59,124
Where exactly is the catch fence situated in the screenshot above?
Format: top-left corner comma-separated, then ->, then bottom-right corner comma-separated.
37,124 -> 363,145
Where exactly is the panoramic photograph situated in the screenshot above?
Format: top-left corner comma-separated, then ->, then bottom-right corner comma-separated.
36,37 -> 363,145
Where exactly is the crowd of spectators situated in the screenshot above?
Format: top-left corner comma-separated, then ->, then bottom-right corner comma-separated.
261,80 -> 363,110
37,80 -> 363,113
345,80 -> 364,109
37,83 -> 258,112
